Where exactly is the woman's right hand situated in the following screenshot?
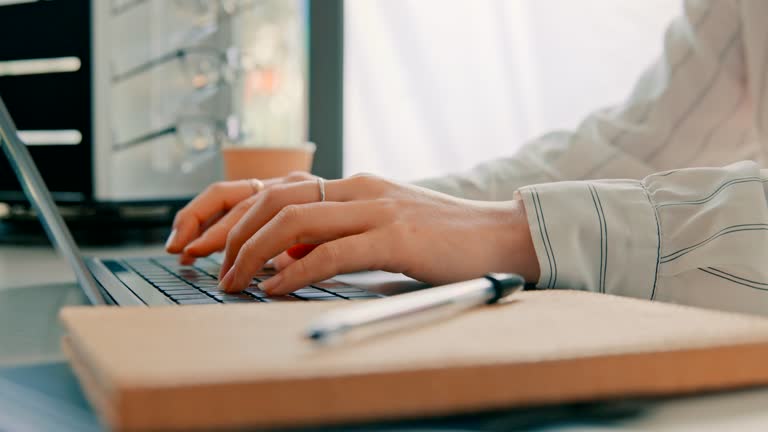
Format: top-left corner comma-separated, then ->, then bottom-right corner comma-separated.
164,171 -> 316,264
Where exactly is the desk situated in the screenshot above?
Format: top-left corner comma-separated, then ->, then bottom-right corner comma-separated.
3,244 -> 768,431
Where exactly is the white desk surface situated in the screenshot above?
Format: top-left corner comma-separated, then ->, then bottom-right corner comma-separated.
3,244 -> 768,431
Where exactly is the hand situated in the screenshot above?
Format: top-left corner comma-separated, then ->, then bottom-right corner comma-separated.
217,174 -> 540,294
165,171 -> 316,264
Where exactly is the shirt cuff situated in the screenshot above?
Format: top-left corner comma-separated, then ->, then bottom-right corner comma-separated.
517,180 -> 661,299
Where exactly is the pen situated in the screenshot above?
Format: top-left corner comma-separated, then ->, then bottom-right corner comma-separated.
306,273 -> 525,344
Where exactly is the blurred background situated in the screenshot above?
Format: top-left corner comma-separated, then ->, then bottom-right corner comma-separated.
0,0 -> 679,242
345,0 -> 679,181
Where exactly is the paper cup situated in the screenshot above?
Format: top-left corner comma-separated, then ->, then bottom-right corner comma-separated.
221,142 -> 315,181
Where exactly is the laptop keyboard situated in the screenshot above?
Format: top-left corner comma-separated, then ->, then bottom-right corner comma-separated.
122,257 -> 384,305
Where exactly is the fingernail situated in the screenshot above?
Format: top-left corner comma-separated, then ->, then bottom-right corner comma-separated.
165,229 -> 177,250
259,273 -> 282,295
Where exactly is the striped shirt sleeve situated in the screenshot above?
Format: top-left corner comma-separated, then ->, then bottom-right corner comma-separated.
518,161 -> 768,315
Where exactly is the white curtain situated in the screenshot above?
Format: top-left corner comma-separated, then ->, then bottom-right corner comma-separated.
344,0 -> 680,181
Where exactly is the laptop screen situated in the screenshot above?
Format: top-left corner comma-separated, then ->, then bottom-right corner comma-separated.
0,96 -> 105,305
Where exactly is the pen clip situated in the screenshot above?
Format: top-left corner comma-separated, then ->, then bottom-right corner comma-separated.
484,273 -> 525,304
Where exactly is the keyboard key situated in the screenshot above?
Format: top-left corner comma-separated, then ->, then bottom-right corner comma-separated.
192,280 -> 219,286
213,293 -> 252,301
200,287 -> 225,294
320,287 -> 367,294
154,281 -> 193,287
312,280 -> 349,290
340,290 -> 380,296
176,298 -> 219,305
161,288 -> 201,295
342,292 -> 384,299
170,293 -> 210,301
153,257 -> 179,264
245,287 -> 268,297
193,285 -> 221,291
195,262 -> 221,271
176,268 -> 206,275
294,292 -> 338,299
149,279 -> 180,285
163,265 -> 195,271
261,295 -> 303,302
129,268 -> 156,273
293,287 -> 325,295
221,298 -> 259,303
188,274 -> 214,279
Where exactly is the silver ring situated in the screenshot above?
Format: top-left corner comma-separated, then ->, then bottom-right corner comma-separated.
248,178 -> 264,195
317,177 -> 326,202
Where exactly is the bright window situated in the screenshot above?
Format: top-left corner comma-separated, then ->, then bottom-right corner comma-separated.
344,0 -> 680,181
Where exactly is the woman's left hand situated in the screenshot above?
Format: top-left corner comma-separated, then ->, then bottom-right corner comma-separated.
218,174 -> 540,295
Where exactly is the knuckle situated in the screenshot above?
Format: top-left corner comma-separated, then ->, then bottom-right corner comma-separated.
376,198 -> 400,219
351,172 -> 376,179
258,184 -> 285,208
276,204 -> 303,224
350,172 -> 377,184
256,186 -> 276,209
349,173 -> 385,193
286,171 -> 312,182
207,181 -> 227,195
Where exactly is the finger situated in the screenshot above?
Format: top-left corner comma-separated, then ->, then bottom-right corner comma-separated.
179,252 -> 197,266
165,180 -> 257,253
270,244 -> 316,271
271,251 -> 296,271
183,195 -> 258,258
219,200 -> 387,292
189,176 -> 313,265
219,176 -> 377,277
261,232 -> 386,295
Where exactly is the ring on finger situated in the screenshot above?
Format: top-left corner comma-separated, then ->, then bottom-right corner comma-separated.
317,177 -> 326,202
248,178 -> 264,195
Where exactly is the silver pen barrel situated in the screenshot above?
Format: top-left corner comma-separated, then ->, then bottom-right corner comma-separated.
307,273 -> 524,344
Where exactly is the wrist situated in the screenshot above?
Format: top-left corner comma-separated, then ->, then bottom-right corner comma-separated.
510,197 -> 541,283
486,196 -> 541,284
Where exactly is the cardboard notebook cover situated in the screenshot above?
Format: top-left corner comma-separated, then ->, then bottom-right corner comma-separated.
60,290 -> 768,431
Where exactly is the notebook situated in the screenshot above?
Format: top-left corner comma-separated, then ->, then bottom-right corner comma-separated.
60,290 -> 768,431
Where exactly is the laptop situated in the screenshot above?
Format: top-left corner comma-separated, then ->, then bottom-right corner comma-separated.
0,96 -> 391,307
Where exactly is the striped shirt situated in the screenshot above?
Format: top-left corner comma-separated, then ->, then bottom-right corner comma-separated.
416,0 -> 768,315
